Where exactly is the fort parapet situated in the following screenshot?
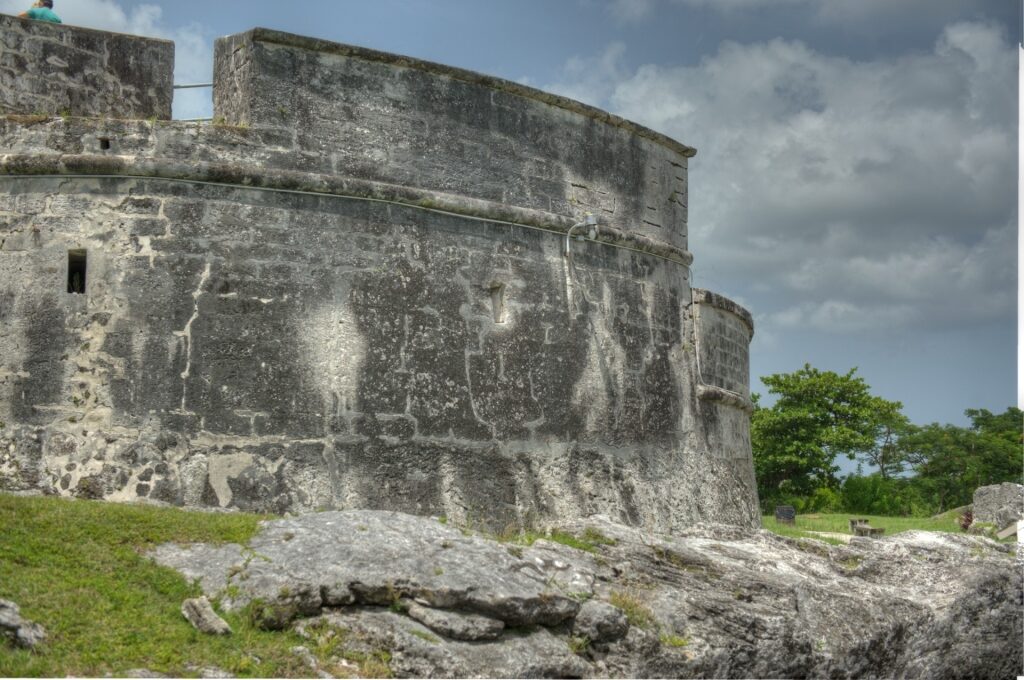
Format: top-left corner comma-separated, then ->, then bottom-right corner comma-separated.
0,15 -> 759,530
0,15 -> 173,119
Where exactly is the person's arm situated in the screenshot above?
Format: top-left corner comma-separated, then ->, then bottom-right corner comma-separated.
18,11 -> 29,17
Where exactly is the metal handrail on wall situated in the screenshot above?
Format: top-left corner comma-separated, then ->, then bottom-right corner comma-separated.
172,83 -> 214,122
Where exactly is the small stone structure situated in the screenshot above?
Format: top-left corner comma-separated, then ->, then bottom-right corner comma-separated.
972,483 -> 1024,530
0,16 -> 759,531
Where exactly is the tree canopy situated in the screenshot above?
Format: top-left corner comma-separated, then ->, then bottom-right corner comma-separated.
750,363 -> 1021,516
751,365 -> 903,507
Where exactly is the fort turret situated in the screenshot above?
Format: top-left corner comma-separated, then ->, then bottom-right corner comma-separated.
0,15 -> 758,530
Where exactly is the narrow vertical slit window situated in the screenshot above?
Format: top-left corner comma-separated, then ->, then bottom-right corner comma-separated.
489,282 -> 506,324
68,250 -> 87,294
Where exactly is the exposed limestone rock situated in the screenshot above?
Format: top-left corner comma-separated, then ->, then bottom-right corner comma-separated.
572,600 -> 629,643
122,670 -> 169,678
156,511 -> 581,631
152,510 -> 1023,678
973,482 -> 1024,530
181,596 -> 231,635
0,598 -> 45,649
297,609 -> 592,679
406,602 -> 504,641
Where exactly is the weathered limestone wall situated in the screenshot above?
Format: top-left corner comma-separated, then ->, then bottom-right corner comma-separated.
214,29 -> 692,254
0,172 -> 756,528
690,288 -> 757,515
0,14 -> 173,120
693,288 -> 753,399
0,24 -> 759,531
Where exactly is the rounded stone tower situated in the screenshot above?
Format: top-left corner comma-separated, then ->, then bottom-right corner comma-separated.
0,18 -> 758,530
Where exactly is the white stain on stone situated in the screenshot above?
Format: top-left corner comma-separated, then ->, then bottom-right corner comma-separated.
175,261 -> 211,411
300,301 -> 367,427
207,451 -> 255,507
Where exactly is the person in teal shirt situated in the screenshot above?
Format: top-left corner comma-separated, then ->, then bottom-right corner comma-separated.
19,0 -> 62,23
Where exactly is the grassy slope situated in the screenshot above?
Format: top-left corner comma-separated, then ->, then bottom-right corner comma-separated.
0,494 -> 324,678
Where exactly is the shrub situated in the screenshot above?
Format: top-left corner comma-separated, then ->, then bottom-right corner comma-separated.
959,510 -> 973,532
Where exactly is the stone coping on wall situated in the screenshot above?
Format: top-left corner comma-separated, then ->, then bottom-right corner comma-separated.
0,116 -> 694,266
236,28 -> 697,161
692,288 -> 754,336
0,116 -> 696,266
0,12 -> 175,43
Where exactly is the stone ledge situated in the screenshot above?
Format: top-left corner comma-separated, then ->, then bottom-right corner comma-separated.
697,383 -> 754,412
0,153 -> 695,267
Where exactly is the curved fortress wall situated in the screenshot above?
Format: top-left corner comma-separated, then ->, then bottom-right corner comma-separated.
0,18 -> 759,530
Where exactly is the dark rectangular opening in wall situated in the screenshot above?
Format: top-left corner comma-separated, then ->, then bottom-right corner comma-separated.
68,250 -> 87,294
98,137 -> 111,150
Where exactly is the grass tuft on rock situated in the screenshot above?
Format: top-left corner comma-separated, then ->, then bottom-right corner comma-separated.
491,525 -> 617,553
609,590 -> 656,630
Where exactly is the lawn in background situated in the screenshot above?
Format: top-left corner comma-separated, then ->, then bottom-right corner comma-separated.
761,511 -> 970,544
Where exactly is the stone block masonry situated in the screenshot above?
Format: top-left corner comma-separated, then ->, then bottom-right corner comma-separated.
0,21 -> 759,531
0,13 -> 173,120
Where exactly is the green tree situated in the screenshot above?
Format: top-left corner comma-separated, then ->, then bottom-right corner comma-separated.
858,399 -> 913,479
751,364 -> 904,509
901,407 -> 1023,512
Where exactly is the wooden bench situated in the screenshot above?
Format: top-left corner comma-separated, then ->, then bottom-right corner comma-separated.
849,519 -> 885,537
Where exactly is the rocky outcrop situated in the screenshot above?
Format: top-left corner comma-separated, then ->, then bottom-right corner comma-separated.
973,482 -> 1024,530
0,599 -> 45,649
152,510 -> 1023,679
181,596 -> 232,635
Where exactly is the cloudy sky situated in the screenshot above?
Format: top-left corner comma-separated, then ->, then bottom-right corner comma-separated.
4,0 -> 1018,429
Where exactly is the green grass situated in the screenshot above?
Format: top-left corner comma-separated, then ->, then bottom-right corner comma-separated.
761,512 -> 975,544
0,493 -> 353,677
608,590 -> 655,630
491,526 -> 617,554
659,633 -> 689,648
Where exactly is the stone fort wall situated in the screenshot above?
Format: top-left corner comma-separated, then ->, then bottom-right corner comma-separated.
0,15 -> 759,530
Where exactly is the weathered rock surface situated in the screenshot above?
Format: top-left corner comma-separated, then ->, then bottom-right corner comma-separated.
297,609 -> 592,679
152,510 -> 1023,679
153,511 -> 581,630
181,596 -> 232,635
973,482 -> 1024,529
572,600 -> 629,643
406,602 -> 504,641
0,598 -> 45,649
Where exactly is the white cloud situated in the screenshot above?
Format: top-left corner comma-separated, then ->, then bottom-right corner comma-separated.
545,41 -> 630,105
547,21 -> 1016,335
672,0 -> 803,10
1,0 -> 214,118
608,0 -> 657,22
673,0 -> 1004,31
